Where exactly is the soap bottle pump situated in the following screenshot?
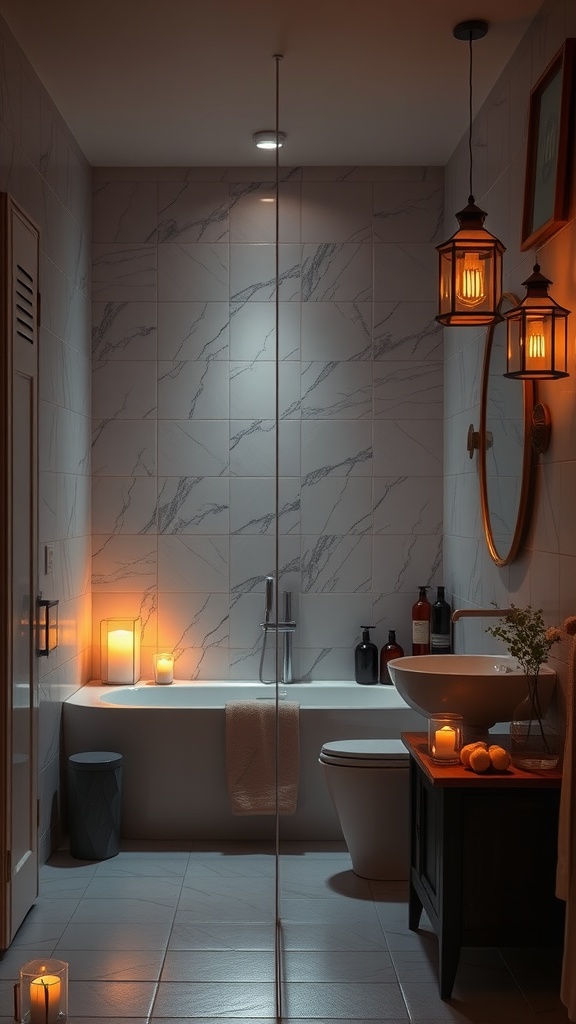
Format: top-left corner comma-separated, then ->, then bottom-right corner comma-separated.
380,630 -> 404,684
355,626 -> 378,685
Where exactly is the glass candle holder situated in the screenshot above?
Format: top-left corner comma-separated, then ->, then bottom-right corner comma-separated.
428,713 -> 463,764
18,959 -> 68,1024
153,652 -> 174,684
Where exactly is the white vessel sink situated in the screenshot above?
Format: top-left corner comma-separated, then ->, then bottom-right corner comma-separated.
386,654 -> 556,732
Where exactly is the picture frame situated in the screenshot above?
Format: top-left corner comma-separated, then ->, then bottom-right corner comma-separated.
521,38 -> 576,251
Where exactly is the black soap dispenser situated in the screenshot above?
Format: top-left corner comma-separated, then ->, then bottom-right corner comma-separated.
355,626 -> 378,685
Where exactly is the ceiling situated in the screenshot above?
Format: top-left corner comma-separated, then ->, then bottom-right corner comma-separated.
0,0 -> 543,167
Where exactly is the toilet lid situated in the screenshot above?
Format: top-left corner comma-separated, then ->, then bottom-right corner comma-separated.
319,738 -> 408,768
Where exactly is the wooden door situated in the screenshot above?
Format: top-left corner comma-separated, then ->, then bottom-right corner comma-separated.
0,193 -> 40,948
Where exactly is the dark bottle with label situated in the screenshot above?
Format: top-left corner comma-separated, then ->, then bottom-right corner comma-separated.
412,586 -> 431,655
380,630 -> 404,684
431,585 -> 452,654
355,626 -> 378,684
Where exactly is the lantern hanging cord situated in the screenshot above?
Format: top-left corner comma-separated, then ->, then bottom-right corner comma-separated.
468,30 -> 474,200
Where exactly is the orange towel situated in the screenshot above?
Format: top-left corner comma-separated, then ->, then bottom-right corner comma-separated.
225,699 -> 299,815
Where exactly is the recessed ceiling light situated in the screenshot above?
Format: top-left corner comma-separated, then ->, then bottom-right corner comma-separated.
253,131 -> 286,149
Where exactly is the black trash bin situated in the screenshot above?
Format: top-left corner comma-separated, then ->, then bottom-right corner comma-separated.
67,751 -> 123,860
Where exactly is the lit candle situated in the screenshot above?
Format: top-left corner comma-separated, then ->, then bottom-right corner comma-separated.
30,974 -> 61,1024
107,628 -> 134,683
154,655 -> 174,684
434,725 -> 456,758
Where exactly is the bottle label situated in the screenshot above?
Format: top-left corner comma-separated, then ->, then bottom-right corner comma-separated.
412,620 -> 430,644
431,633 -> 451,651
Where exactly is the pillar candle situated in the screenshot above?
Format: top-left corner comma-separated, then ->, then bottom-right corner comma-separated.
154,656 -> 174,684
434,725 -> 456,758
30,975 -> 61,1024
107,628 -> 134,683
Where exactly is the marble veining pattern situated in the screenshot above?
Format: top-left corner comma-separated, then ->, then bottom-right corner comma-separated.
92,168 -> 444,677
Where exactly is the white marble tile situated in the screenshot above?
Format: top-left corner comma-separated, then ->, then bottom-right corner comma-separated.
229,180 -> 301,242
230,535 -> 300,595
158,242 -> 228,301
92,359 -> 157,419
372,534 -> 442,595
158,536 -> 228,593
301,182 -> 373,243
373,243 -> 436,301
374,301 -> 442,360
46,948 -> 165,982
301,301 -> 372,360
92,534 -> 157,592
229,477 -> 300,535
230,360 -> 301,420
229,592 -> 266,650
301,242 -> 371,302
230,242 -> 301,302
92,244 -> 157,300
374,361 -> 442,419
229,301 -> 300,360
161,948 -> 275,982
230,419 -> 300,478
158,360 -> 229,419
158,419 -> 229,476
298,594 -> 374,649
92,301 -> 158,360
92,477 -> 158,534
373,179 -> 443,243
158,592 -> 229,652
301,421 -> 372,479
157,476 -> 229,534
92,419 -> 156,477
301,534 -> 372,593
158,180 -> 229,242
373,476 -> 442,536
300,477 -> 372,535
372,419 -> 442,477
92,180 -> 157,243
157,301 -> 229,360
301,360 -> 372,419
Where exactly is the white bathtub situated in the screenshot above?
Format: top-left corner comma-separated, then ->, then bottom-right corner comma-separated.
63,680 -> 426,841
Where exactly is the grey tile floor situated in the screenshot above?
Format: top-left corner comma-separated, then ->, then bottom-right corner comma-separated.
0,841 -> 570,1023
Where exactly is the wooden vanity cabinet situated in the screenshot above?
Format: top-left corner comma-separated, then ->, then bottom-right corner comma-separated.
402,733 -> 565,999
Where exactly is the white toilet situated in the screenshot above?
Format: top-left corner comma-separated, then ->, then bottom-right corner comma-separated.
319,738 -> 410,880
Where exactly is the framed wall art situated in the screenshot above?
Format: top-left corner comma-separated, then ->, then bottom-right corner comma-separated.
521,38 -> 576,251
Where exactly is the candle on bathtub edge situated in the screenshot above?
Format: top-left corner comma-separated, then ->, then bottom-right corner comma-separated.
107,628 -> 134,683
30,974 -> 61,1024
154,655 -> 174,684
434,725 -> 456,758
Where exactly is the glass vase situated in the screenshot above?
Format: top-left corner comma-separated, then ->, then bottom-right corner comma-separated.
510,674 -> 561,770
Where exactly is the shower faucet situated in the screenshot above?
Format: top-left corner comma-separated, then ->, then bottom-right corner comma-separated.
260,575 -> 297,684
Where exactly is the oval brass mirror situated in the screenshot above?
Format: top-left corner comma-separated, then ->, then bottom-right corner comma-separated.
478,292 -> 536,566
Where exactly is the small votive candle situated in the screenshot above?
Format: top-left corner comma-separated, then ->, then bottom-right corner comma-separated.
18,959 -> 68,1024
153,652 -> 174,684
428,713 -> 463,764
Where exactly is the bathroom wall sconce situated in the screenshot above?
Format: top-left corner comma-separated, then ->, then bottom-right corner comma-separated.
504,264 -> 570,379
253,130 -> 286,149
38,597 -> 59,657
100,617 -> 141,684
15,958 -> 68,1023
436,21 -> 505,327
531,402 -> 552,454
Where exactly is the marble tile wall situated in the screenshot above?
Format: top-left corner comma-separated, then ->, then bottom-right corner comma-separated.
443,0 -> 576,683
0,16 -> 92,857
91,166 -> 444,680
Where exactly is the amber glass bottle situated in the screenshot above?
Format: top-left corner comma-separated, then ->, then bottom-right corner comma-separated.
412,586 -> 431,655
380,630 -> 404,684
